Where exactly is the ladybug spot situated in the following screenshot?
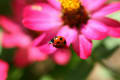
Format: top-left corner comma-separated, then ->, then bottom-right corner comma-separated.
57,42 -> 60,44
60,38 -> 63,40
64,41 -> 66,44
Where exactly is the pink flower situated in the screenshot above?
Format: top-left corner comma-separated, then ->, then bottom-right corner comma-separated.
14,46 -> 48,67
0,16 -> 31,48
23,0 -> 120,59
0,16 -> 48,67
0,59 -> 9,80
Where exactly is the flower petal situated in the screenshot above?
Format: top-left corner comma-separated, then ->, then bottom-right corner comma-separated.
28,47 -> 48,62
72,34 -> 79,55
14,47 -> 48,68
32,28 -> 59,46
81,19 -> 108,40
38,43 -> 57,54
53,48 -> 71,65
57,26 -> 77,46
32,29 -> 60,54
95,17 -> 120,38
0,16 -> 22,33
23,3 -> 62,31
0,60 -> 9,80
92,2 -> 120,17
14,48 -> 30,67
2,33 -> 31,48
72,35 -> 92,59
12,0 -> 46,21
47,0 -> 61,10
79,35 -> 92,59
81,0 -> 106,12
32,33 -> 47,46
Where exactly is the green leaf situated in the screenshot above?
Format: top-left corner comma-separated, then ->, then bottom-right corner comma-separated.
7,68 -> 23,80
92,38 -> 118,60
107,10 -> 120,21
93,40 -> 102,49
40,75 -> 54,80
65,60 -> 94,80
104,37 -> 120,50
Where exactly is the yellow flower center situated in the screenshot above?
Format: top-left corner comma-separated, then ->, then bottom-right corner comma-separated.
59,0 -> 89,28
59,0 -> 80,12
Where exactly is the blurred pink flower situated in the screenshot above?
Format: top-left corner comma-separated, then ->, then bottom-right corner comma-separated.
14,46 -> 48,67
0,60 -> 9,80
0,16 -> 31,48
0,16 -> 48,67
23,0 -> 120,59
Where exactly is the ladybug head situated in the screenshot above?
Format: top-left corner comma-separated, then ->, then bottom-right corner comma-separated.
49,38 -> 54,44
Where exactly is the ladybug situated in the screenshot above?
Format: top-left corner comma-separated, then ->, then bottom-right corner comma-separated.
49,36 -> 66,48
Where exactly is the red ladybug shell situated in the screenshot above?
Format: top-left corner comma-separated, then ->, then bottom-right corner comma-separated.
49,36 -> 66,48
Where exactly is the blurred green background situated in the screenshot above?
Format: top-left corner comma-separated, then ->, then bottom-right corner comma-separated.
0,0 -> 120,80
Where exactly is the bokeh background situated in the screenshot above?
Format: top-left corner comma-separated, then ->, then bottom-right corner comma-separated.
0,0 -> 120,80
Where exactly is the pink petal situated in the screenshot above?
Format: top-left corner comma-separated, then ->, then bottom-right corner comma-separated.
32,33 -> 47,46
79,35 -> 92,59
2,33 -> 18,48
72,35 -> 92,59
32,28 -> 58,46
0,16 -> 22,33
33,29 -> 60,54
14,47 -> 48,68
23,3 -> 62,31
0,60 -> 9,80
47,0 -> 61,10
92,2 -> 120,17
2,33 -> 31,48
109,28 -> 120,38
95,17 -> 120,38
16,33 -> 31,47
0,16 -> 31,48
12,0 -> 46,21
28,47 -> 48,62
53,48 -> 71,65
81,0 -> 106,12
38,43 -> 57,54
12,0 -> 27,21
57,26 -> 77,46
14,48 -> 30,68
72,34 -> 79,55
81,19 -> 108,40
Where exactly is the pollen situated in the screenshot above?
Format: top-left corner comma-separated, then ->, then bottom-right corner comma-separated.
59,0 -> 89,28
31,5 -> 42,11
59,0 -> 81,12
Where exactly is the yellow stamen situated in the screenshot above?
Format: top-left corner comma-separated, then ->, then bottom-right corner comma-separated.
59,0 -> 81,12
